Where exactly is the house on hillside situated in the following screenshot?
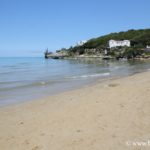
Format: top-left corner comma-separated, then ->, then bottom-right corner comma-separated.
109,40 -> 130,48
76,40 -> 87,46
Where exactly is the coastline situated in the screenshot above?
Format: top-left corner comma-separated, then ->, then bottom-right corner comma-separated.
0,71 -> 150,149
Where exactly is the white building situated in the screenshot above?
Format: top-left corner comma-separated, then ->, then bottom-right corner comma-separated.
76,40 -> 87,46
109,40 -> 130,48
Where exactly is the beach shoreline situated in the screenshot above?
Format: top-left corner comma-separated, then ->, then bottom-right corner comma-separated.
0,73 -> 131,108
0,71 -> 150,150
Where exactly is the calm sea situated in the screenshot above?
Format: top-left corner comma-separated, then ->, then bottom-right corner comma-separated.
0,57 -> 150,106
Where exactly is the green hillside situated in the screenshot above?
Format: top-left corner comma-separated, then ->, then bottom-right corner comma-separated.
66,29 -> 150,56
83,29 -> 150,48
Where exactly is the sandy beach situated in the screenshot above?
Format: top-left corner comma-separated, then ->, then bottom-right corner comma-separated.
0,71 -> 150,150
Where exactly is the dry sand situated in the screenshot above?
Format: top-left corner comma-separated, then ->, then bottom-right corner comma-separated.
0,71 -> 150,150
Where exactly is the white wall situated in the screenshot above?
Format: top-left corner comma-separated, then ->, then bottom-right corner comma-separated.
109,40 -> 130,48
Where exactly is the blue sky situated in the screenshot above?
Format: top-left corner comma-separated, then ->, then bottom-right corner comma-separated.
0,0 -> 150,57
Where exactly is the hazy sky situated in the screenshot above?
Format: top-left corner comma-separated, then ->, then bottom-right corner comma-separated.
0,0 -> 150,57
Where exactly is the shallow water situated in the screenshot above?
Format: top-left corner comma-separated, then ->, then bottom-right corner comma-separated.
0,57 -> 150,106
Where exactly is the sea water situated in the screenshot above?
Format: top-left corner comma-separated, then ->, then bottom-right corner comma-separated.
0,57 -> 150,106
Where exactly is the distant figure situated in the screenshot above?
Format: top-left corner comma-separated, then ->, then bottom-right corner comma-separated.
104,49 -> 107,55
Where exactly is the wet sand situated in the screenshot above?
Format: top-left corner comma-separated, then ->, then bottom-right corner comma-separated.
0,71 -> 150,150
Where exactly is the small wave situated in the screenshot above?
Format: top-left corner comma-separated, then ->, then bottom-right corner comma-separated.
0,79 -> 61,92
68,72 -> 110,79
110,66 -> 123,70
0,71 -> 17,75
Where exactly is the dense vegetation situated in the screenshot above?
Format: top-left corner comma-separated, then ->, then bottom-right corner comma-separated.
65,29 -> 150,57
83,29 -> 150,48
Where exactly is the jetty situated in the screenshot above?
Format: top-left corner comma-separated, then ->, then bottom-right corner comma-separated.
45,53 -> 67,59
44,50 -> 68,59
45,54 -> 67,59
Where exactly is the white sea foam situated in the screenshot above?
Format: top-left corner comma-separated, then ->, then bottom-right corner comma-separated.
70,72 -> 110,79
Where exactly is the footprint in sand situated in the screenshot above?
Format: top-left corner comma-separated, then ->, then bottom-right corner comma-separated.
98,114 -> 103,117
32,146 -> 39,150
76,130 -> 82,133
112,134 -> 117,138
108,83 -> 119,87
40,133 -> 45,136
24,139 -> 30,145
119,104 -> 125,108
19,122 -> 24,125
